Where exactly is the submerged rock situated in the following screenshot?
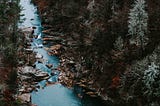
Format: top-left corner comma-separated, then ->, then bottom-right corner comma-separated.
46,64 -> 53,68
37,44 -> 43,48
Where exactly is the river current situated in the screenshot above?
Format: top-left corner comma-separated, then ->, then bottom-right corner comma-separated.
19,0 -> 106,106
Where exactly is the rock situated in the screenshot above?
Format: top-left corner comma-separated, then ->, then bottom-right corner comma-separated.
88,80 -> 94,85
80,79 -> 87,83
18,61 -> 25,66
42,29 -> 53,35
67,40 -> 77,46
43,37 -> 54,41
33,70 -> 49,81
46,64 -> 53,68
21,66 -> 36,74
26,42 -> 31,46
37,59 -> 43,63
48,50 -> 59,56
46,44 -> 62,56
19,75 -> 32,82
50,44 -> 62,51
21,27 -> 34,33
32,26 -> 36,29
51,69 -> 57,75
19,86 -> 34,93
86,91 -> 96,95
19,87 -> 25,92
67,60 -> 75,66
44,47 -> 50,51
79,84 -> 87,88
31,104 -> 38,106
77,93 -> 83,98
82,70 -> 90,74
69,60 -> 75,64
90,95 -> 97,97
43,41 -> 48,45
19,66 -> 49,82
34,71 -> 48,78
36,53 -> 43,59
101,95 -> 110,101
37,44 -> 43,48
18,93 -> 31,103
25,48 -> 33,54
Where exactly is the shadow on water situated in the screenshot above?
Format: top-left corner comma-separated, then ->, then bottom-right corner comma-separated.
19,0 -> 108,106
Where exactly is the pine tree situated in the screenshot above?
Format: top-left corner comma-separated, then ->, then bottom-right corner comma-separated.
114,36 -> 124,51
143,62 -> 160,101
128,0 -> 148,50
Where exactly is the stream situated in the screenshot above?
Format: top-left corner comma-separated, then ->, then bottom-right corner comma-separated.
19,0 -> 106,106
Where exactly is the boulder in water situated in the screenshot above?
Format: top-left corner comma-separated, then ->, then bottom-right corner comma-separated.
37,44 -> 43,48
18,93 -> 31,103
19,66 -> 49,82
20,66 -> 36,74
50,44 -> 62,51
46,64 -> 53,68
35,53 -> 43,59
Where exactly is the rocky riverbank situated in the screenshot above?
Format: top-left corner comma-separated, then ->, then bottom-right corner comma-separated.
16,27 -> 51,104
31,0 -> 160,106
31,0 -> 110,102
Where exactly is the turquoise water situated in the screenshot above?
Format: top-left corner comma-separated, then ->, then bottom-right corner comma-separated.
32,84 -> 81,106
19,0 -> 106,106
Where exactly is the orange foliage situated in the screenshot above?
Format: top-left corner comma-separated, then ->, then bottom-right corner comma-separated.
110,75 -> 120,89
34,0 -> 48,12
3,89 -> 13,102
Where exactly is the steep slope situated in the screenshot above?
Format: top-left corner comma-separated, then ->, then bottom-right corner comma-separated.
32,0 -> 160,105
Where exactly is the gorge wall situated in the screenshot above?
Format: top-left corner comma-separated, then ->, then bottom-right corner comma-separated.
32,0 -> 160,106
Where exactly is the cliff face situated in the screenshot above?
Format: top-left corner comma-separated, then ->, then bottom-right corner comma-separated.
32,0 -> 160,105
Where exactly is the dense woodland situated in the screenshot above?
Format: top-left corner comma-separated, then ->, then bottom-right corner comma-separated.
0,0 -> 22,105
0,0 -> 160,106
32,0 -> 160,105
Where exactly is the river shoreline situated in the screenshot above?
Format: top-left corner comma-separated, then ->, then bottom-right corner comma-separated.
31,0 -> 110,102
17,0 -> 109,106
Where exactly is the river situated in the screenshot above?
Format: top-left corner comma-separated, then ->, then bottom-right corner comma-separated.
19,0 -> 106,106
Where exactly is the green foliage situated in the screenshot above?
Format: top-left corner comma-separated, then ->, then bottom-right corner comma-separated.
3,44 -> 18,66
0,99 -> 22,106
114,36 -> 124,51
0,0 -> 20,66
0,100 -> 6,106
128,0 -> 148,47
143,62 -> 160,100
10,99 -> 22,106
6,68 -> 18,91
128,0 -> 148,37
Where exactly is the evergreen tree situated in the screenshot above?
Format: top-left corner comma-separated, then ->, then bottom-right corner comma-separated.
128,0 -> 148,50
143,62 -> 160,102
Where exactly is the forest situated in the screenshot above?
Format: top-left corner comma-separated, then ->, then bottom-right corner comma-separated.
0,0 -> 160,106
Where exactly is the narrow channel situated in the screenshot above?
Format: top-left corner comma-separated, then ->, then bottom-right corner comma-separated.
19,0 -> 106,106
